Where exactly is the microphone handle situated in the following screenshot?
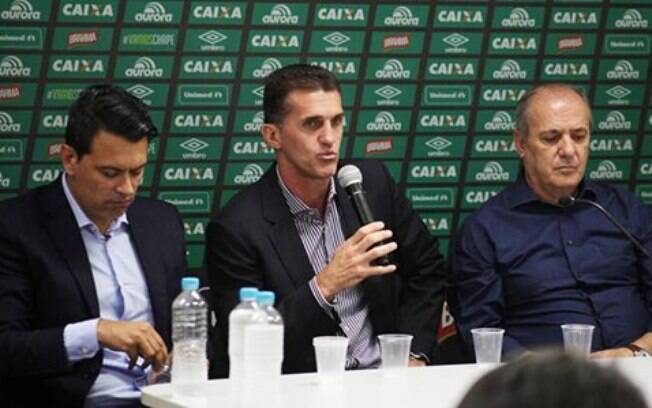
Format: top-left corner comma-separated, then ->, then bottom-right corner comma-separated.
350,190 -> 390,266
576,198 -> 651,258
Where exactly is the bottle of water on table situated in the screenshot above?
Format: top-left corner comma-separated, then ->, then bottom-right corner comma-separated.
228,287 -> 259,381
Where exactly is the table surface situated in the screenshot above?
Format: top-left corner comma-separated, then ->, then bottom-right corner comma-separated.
142,358 -> 652,408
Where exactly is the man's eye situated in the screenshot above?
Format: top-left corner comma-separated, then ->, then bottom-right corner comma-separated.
102,170 -> 118,178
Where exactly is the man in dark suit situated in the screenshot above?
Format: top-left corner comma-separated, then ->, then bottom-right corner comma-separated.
207,64 -> 446,377
0,85 -> 187,407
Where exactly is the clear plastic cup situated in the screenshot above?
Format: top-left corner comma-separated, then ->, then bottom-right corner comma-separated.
313,336 -> 348,383
561,324 -> 594,356
378,334 -> 413,370
471,328 -> 505,364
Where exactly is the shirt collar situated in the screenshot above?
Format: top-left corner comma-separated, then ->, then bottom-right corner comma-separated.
507,168 -> 597,209
276,165 -> 336,217
61,175 -> 129,232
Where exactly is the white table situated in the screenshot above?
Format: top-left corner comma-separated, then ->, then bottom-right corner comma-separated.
142,358 -> 652,408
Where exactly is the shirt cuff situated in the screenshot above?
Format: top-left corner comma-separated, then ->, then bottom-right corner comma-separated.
63,318 -> 100,362
309,277 -> 337,313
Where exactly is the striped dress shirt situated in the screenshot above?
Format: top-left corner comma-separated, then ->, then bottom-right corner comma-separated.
277,169 -> 380,368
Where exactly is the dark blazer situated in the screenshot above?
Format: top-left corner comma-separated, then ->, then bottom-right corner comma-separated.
0,178 -> 187,407
207,160 -> 446,378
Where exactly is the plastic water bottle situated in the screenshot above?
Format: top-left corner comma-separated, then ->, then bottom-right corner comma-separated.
254,291 -> 284,375
228,287 -> 259,380
171,277 -> 207,395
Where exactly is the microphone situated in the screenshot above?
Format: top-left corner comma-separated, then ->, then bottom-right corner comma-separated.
558,196 -> 650,258
337,165 -> 390,265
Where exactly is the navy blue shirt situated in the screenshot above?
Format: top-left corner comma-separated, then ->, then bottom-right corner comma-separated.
451,175 -> 652,356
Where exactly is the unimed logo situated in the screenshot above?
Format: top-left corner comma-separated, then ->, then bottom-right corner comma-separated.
615,9 -> 648,29
0,55 -> 30,77
598,111 -> 631,131
376,58 -> 410,79
135,1 -> 173,23
125,57 -> 163,78
590,160 -> 623,180
1,0 -> 40,20
0,111 -> 21,132
476,161 -> 510,182
606,60 -> 640,80
500,8 -> 536,28
485,111 -> 515,132
367,112 -> 401,132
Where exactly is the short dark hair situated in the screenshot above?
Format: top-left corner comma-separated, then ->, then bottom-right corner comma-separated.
65,84 -> 158,158
515,83 -> 592,138
263,64 -> 341,125
458,351 -> 647,408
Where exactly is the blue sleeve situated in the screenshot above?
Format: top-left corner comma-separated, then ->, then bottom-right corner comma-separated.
63,318 -> 100,362
450,215 -> 525,357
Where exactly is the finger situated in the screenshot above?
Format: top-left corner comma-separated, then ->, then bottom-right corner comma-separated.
357,229 -> 393,252
362,241 -> 398,262
128,349 -> 139,370
350,221 -> 385,244
364,264 -> 397,277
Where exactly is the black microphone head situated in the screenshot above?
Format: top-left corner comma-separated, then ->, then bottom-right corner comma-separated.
337,165 -> 363,189
558,196 -> 575,207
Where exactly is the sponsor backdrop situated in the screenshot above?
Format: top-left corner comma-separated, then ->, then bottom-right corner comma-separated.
1,0 -> 652,275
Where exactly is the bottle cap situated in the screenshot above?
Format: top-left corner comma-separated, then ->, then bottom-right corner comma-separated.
181,276 -> 200,290
257,291 -> 275,305
239,287 -> 258,300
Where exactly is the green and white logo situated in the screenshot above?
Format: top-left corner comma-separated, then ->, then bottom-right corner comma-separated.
598,59 -> 648,80
545,33 -> 597,55
489,33 -> 540,55
1,0 -> 49,21
180,56 -> 236,79
417,111 -> 469,133
170,110 -> 227,134
375,5 -> 427,28
116,56 -> 173,79
638,161 -> 652,180
471,135 -> 517,158
477,110 -> 516,133
433,6 -> 486,28
27,164 -> 62,187
609,8 -> 650,30
314,5 -> 368,27
0,110 -> 30,133
38,110 -> 68,134
253,3 -> 307,25
121,83 -> 168,107
0,54 -> 39,78
58,1 -> 117,22
590,135 -> 634,157
184,29 -> 241,52
42,83 -> 88,107
541,59 -> 592,80
480,85 -> 528,106
160,163 -> 218,186
412,136 -> 466,158
188,2 -> 246,25
493,7 -> 543,29
125,1 -> 180,24
309,58 -> 359,80
549,8 -> 600,29
310,30 -> 365,53
462,186 -> 504,209
158,191 -> 214,213
224,162 -> 271,186
419,212 -> 452,237
603,35 -> 650,55
247,30 -> 302,52
467,160 -> 518,182
238,84 -> 265,107
362,84 -> 415,107
423,85 -> 472,106
636,185 -> 652,204
407,187 -> 456,209
595,110 -> 639,131
176,85 -> 230,106
0,138 -> 23,161
119,28 -> 177,52
588,159 -> 629,181
368,58 -> 418,80
183,218 -> 208,242
233,110 -> 265,134
595,84 -> 643,107
229,137 -> 275,160
426,58 -> 477,80
431,32 -> 483,54
484,59 -> 534,81
408,161 -> 460,183
358,110 -> 410,133
0,164 -> 20,187
47,55 -> 107,78
243,56 -> 298,79
0,28 -> 44,50
165,137 -> 222,161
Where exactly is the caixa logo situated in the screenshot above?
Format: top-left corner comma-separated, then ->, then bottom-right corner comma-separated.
174,114 -> 224,129
0,55 -> 31,77
367,112 -> 402,132
61,2 -> 114,17
234,164 -> 265,185
317,7 -> 365,22
135,1 -> 173,23
42,113 -> 69,129
192,5 -> 243,20
0,111 -> 21,132
125,57 -> 163,78
52,58 -> 104,73
376,59 -> 411,79
2,0 -> 40,20
183,59 -> 234,75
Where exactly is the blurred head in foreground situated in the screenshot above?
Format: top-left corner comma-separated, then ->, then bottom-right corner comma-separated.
458,351 -> 647,408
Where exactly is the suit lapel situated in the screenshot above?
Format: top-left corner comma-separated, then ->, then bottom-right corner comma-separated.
43,180 -> 99,317
260,169 -> 317,288
127,203 -> 168,330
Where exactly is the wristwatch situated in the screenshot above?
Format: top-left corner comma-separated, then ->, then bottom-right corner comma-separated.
624,344 -> 651,357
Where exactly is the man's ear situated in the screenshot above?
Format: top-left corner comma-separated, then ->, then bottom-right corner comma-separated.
60,144 -> 79,176
514,130 -> 526,159
261,123 -> 281,150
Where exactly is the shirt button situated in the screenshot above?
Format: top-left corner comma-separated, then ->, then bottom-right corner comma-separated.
81,347 -> 89,354
567,240 -> 574,246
